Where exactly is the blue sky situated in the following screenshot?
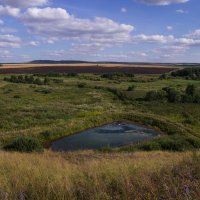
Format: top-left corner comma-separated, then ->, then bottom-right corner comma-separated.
0,0 -> 200,63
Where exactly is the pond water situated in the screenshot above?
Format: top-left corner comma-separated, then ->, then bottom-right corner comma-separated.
50,122 -> 159,151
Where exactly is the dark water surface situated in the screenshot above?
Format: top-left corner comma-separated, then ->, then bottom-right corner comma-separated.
50,122 -> 159,151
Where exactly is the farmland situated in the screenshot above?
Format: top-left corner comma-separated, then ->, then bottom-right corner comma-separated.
0,63 -> 177,74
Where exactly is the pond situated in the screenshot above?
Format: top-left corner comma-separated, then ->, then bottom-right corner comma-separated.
50,122 -> 159,151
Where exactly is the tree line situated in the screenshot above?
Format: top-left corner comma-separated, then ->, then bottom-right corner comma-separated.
145,84 -> 200,103
4,75 -> 50,85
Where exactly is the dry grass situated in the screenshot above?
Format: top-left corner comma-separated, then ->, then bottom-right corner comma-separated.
0,150 -> 199,200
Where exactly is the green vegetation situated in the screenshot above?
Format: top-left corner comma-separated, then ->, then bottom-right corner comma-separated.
0,73 -> 200,151
0,71 -> 200,199
4,75 -> 49,85
4,137 -> 43,152
171,67 -> 200,79
145,84 -> 200,103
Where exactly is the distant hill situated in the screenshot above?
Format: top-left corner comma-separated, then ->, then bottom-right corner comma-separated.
28,60 -> 90,64
28,60 -> 176,66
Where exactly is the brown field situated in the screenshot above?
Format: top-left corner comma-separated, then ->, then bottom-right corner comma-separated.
0,63 -> 178,74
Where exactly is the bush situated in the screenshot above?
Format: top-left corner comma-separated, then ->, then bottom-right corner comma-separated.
157,135 -> 192,151
127,85 -> 135,91
40,131 -> 52,139
140,141 -> 161,151
35,88 -> 52,94
101,73 -> 135,80
13,95 -> 21,99
4,75 -> 47,85
185,136 -> 200,148
186,84 -> 196,96
78,82 -> 87,88
159,74 -> 167,80
181,94 -> 194,103
145,90 -> 166,101
194,94 -> 200,103
166,88 -> 181,103
4,137 -> 43,153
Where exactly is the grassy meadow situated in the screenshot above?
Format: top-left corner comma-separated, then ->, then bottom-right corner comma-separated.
0,72 -> 200,199
0,73 -> 200,148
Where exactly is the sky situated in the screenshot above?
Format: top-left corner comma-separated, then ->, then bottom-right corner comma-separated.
0,0 -> 200,63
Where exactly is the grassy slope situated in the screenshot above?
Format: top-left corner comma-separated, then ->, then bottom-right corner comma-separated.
0,150 -> 199,200
0,74 -> 200,144
0,74 -> 200,199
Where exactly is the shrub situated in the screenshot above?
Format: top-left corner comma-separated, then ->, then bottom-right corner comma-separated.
44,77 -> 50,85
127,85 -> 135,91
185,136 -> 200,148
156,135 -> 192,151
140,141 -> 161,151
35,88 -> 52,94
78,82 -> 87,88
51,79 -> 64,83
194,94 -> 200,103
13,95 -> 21,99
162,87 -> 181,103
186,84 -> 196,97
4,75 -> 47,85
181,94 -> 194,103
40,131 -> 52,139
159,74 -> 167,80
145,90 -> 166,101
4,137 -> 43,153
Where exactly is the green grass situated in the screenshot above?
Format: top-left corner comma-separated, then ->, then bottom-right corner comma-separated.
0,74 -> 200,150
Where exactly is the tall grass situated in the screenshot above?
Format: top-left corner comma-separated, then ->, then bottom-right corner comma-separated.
0,151 -> 199,200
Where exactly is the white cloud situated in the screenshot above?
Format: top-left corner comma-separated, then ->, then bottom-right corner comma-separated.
0,19 -> 4,25
29,41 -> 40,46
132,34 -> 174,43
175,38 -> 200,46
138,0 -> 189,6
0,27 -> 18,33
0,0 -> 48,8
0,34 -> 21,48
187,29 -> 200,39
166,26 -> 173,31
20,7 -> 134,46
0,6 -> 20,17
0,50 -> 12,59
176,9 -> 188,14
121,8 -> 127,13
0,50 -> 30,62
45,49 -> 148,62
